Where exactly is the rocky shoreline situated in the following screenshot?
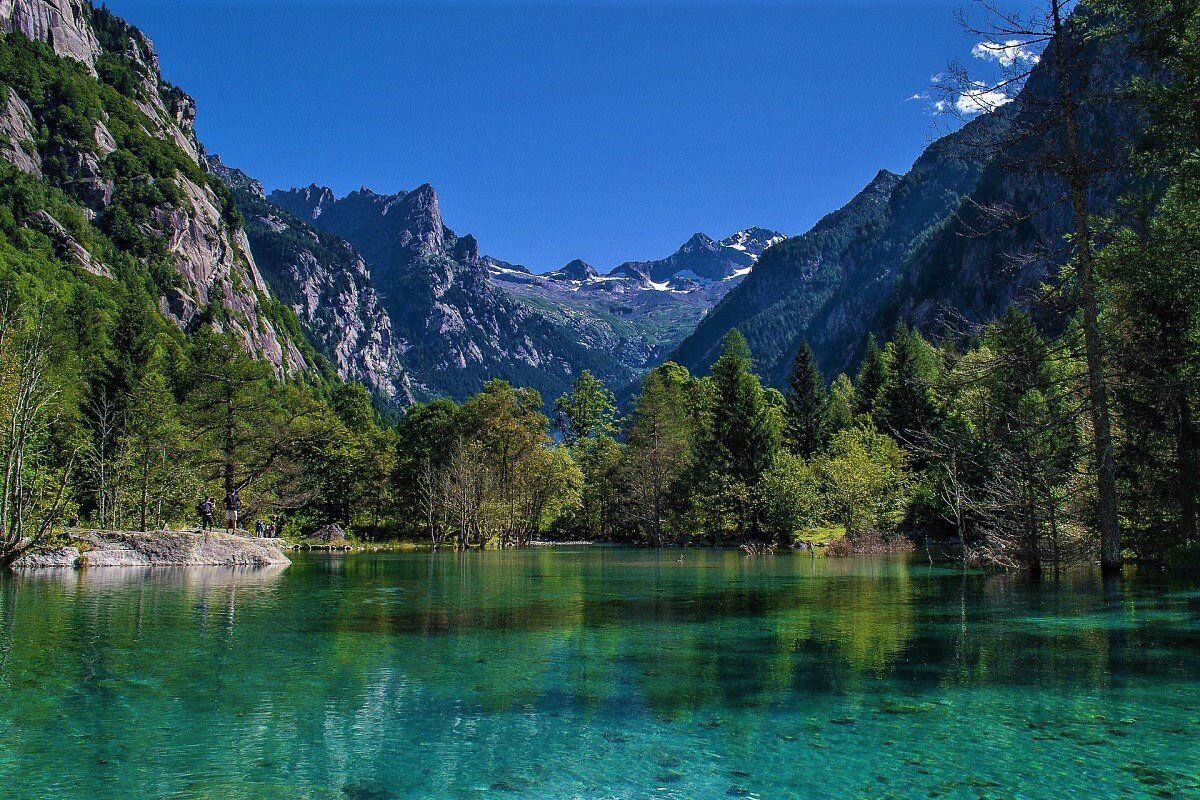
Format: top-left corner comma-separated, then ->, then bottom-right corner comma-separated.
12,530 -> 291,569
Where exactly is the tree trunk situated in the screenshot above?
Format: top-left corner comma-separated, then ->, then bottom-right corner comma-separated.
223,378 -> 236,499
139,447 -> 150,532
1179,399 -> 1199,544
1050,0 -> 1120,573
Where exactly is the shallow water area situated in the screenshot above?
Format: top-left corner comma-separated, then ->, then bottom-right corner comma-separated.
0,549 -> 1198,799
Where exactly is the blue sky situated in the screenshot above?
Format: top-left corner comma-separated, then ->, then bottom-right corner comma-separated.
106,1 -> 978,273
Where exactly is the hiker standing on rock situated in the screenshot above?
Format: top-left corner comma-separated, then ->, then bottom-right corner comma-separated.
198,496 -> 215,531
224,490 -> 241,534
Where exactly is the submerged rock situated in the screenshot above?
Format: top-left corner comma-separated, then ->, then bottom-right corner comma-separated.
342,782 -> 396,800
879,699 -> 937,715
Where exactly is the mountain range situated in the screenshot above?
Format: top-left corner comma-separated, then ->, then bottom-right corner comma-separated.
0,0 -> 1147,409
259,177 -> 782,401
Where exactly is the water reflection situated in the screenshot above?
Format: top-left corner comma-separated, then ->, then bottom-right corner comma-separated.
0,551 -> 1197,800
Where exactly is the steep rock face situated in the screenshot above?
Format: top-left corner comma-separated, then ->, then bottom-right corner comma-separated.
0,0 -> 303,372
846,28 -> 1147,365
270,183 -> 632,402
0,89 -> 41,176
670,167 -> 909,381
670,16 -> 1146,386
220,164 -> 412,401
27,208 -> 109,276
0,0 -> 100,66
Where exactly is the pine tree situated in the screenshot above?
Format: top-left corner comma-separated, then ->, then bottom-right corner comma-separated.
708,331 -> 779,484
823,374 -> 856,438
624,362 -> 702,545
184,331 -> 324,505
703,331 -> 781,541
783,342 -> 826,457
855,334 -> 886,417
1102,186 -> 1200,551
874,323 -> 939,445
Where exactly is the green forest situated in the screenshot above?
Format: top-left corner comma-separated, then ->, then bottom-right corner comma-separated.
0,0 -> 1196,572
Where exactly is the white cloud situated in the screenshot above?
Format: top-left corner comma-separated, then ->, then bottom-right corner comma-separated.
972,39 -> 1041,68
954,89 -> 1013,115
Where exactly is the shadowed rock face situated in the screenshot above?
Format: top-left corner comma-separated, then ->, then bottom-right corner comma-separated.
671,17 -> 1149,386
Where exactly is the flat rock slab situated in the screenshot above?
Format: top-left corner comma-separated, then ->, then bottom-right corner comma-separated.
13,531 -> 291,569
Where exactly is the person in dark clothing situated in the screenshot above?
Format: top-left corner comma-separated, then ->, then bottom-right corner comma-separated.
224,490 -> 241,534
198,497 -> 215,531
255,519 -> 265,537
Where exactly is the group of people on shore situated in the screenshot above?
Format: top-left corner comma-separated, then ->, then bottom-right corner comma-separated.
196,491 -> 280,538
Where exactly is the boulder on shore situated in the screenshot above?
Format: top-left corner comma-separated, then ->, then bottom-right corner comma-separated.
11,530 -> 291,569
310,524 -> 348,544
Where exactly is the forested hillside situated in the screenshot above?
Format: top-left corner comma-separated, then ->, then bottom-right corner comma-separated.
671,10 -> 1146,384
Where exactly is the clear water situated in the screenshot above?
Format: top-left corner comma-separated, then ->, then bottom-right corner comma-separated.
1,549 -> 1198,800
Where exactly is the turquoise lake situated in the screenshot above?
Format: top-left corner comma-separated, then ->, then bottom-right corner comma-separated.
1,549 -> 1198,799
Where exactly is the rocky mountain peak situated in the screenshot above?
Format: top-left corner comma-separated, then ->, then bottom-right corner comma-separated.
271,184 -> 337,220
719,227 -> 788,258
862,169 -> 902,199
681,232 -> 717,252
203,153 -> 265,198
550,259 -> 600,282
391,183 -> 443,255
871,168 -> 901,185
